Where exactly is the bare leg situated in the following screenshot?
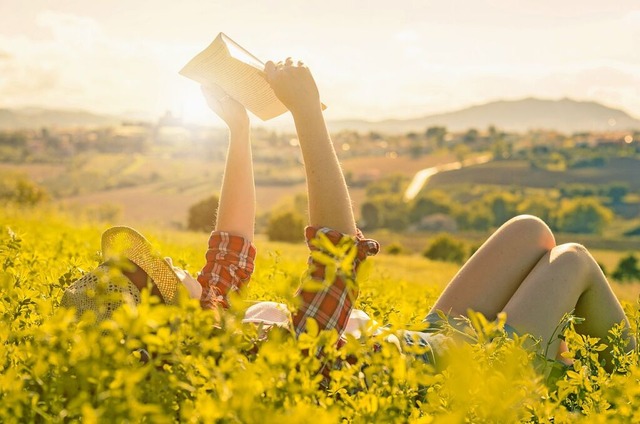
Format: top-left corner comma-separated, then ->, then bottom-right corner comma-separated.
503,243 -> 634,367
430,215 -> 556,319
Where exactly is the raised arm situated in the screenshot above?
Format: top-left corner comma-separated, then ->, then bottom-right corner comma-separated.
201,85 -> 255,241
265,59 -> 356,236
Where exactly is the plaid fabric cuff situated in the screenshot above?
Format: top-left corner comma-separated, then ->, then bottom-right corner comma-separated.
197,231 -> 256,310
292,226 -> 379,337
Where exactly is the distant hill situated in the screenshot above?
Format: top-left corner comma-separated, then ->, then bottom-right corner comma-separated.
0,107 -> 121,130
3,98 -> 639,133
328,98 -> 640,134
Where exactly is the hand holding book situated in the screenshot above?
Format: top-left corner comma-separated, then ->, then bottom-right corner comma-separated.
180,33 -> 325,121
201,84 -> 249,131
264,59 -> 322,115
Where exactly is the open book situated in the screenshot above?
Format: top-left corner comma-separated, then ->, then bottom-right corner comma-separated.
179,33 -> 288,121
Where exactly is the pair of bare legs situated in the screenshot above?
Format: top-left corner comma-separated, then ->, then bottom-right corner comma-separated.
430,214 -> 635,367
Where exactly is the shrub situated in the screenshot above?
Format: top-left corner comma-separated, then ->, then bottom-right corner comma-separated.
0,172 -> 49,206
409,191 -> 454,223
517,196 -> 556,229
187,194 -> 219,232
360,194 -> 409,231
556,198 -> 613,234
455,204 -> 493,231
485,192 -> 519,226
385,242 -> 405,255
613,254 -> 640,282
267,210 -> 305,243
606,182 -> 629,204
360,201 -> 380,230
3,208 -> 640,422
423,233 -> 467,263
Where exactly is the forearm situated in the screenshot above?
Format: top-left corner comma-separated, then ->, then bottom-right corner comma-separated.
215,126 -> 255,241
292,104 -> 356,235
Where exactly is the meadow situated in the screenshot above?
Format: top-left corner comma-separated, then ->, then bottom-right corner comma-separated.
2,206 -> 640,423
0,149 -> 458,230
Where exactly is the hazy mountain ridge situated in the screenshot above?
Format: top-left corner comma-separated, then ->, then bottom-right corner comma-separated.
2,98 -> 639,133
0,107 -> 121,130
328,98 -> 640,134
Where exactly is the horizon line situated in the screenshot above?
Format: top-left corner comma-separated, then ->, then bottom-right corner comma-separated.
3,95 -> 639,124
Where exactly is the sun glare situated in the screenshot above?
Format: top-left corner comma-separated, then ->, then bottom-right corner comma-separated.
177,84 -> 218,125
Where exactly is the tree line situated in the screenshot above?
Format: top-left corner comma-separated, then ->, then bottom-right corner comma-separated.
358,175 -> 623,235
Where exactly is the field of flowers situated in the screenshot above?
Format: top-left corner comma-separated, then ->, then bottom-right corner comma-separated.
2,207 -> 640,423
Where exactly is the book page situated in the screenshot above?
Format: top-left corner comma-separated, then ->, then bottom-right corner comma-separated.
179,34 -> 288,121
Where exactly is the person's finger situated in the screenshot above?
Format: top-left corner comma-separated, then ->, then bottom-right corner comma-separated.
297,60 -> 305,67
285,57 -> 293,66
264,61 -> 276,82
265,60 -> 276,73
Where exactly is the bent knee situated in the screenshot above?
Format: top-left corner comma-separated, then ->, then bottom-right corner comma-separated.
501,215 -> 555,250
549,243 -> 594,274
551,242 -> 589,257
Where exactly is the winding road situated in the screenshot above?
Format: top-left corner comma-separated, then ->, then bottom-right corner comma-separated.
403,154 -> 492,201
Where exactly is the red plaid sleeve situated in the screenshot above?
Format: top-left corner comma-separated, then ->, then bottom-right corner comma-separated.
197,231 -> 257,310
292,227 -> 379,338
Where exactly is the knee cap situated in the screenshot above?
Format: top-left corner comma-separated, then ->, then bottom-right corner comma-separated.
505,215 -> 555,249
550,243 -> 591,267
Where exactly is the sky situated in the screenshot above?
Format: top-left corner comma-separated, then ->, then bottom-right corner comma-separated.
1,1 -> 639,125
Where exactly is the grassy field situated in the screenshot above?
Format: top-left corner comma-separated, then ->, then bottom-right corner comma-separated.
0,151 -> 459,230
3,207 -> 640,422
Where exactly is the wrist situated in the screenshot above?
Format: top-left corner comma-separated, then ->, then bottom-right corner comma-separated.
290,101 -> 323,121
227,117 -> 250,135
229,125 -> 250,138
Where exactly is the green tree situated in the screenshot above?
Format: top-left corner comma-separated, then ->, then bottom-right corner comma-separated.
409,191 -> 454,223
368,131 -> 383,141
267,210 -> 305,243
606,183 -> 629,204
559,184 -> 597,199
423,234 -> 467,263
486,192 -> 519,226
517,196 -> 556,229
409,141 -> 423,158
377,195 -> 410,231
612,254 -> 640,282
463,128 -> 479,144
0,131 -> 27,148
556,198 -> 613,234
425,126 -> 447,148
455,202 -> 493,231
360,201 -> 381,230
491,139 -> 512,160
187,194 -> 219,232
385,242 -> 405,255
365,174 -> 409,197
453,144 -> 471,162
0,173 -> 49,206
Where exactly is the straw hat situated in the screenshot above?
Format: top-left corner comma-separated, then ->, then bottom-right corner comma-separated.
61,226 -> 202,319
101,226 -> 182,303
